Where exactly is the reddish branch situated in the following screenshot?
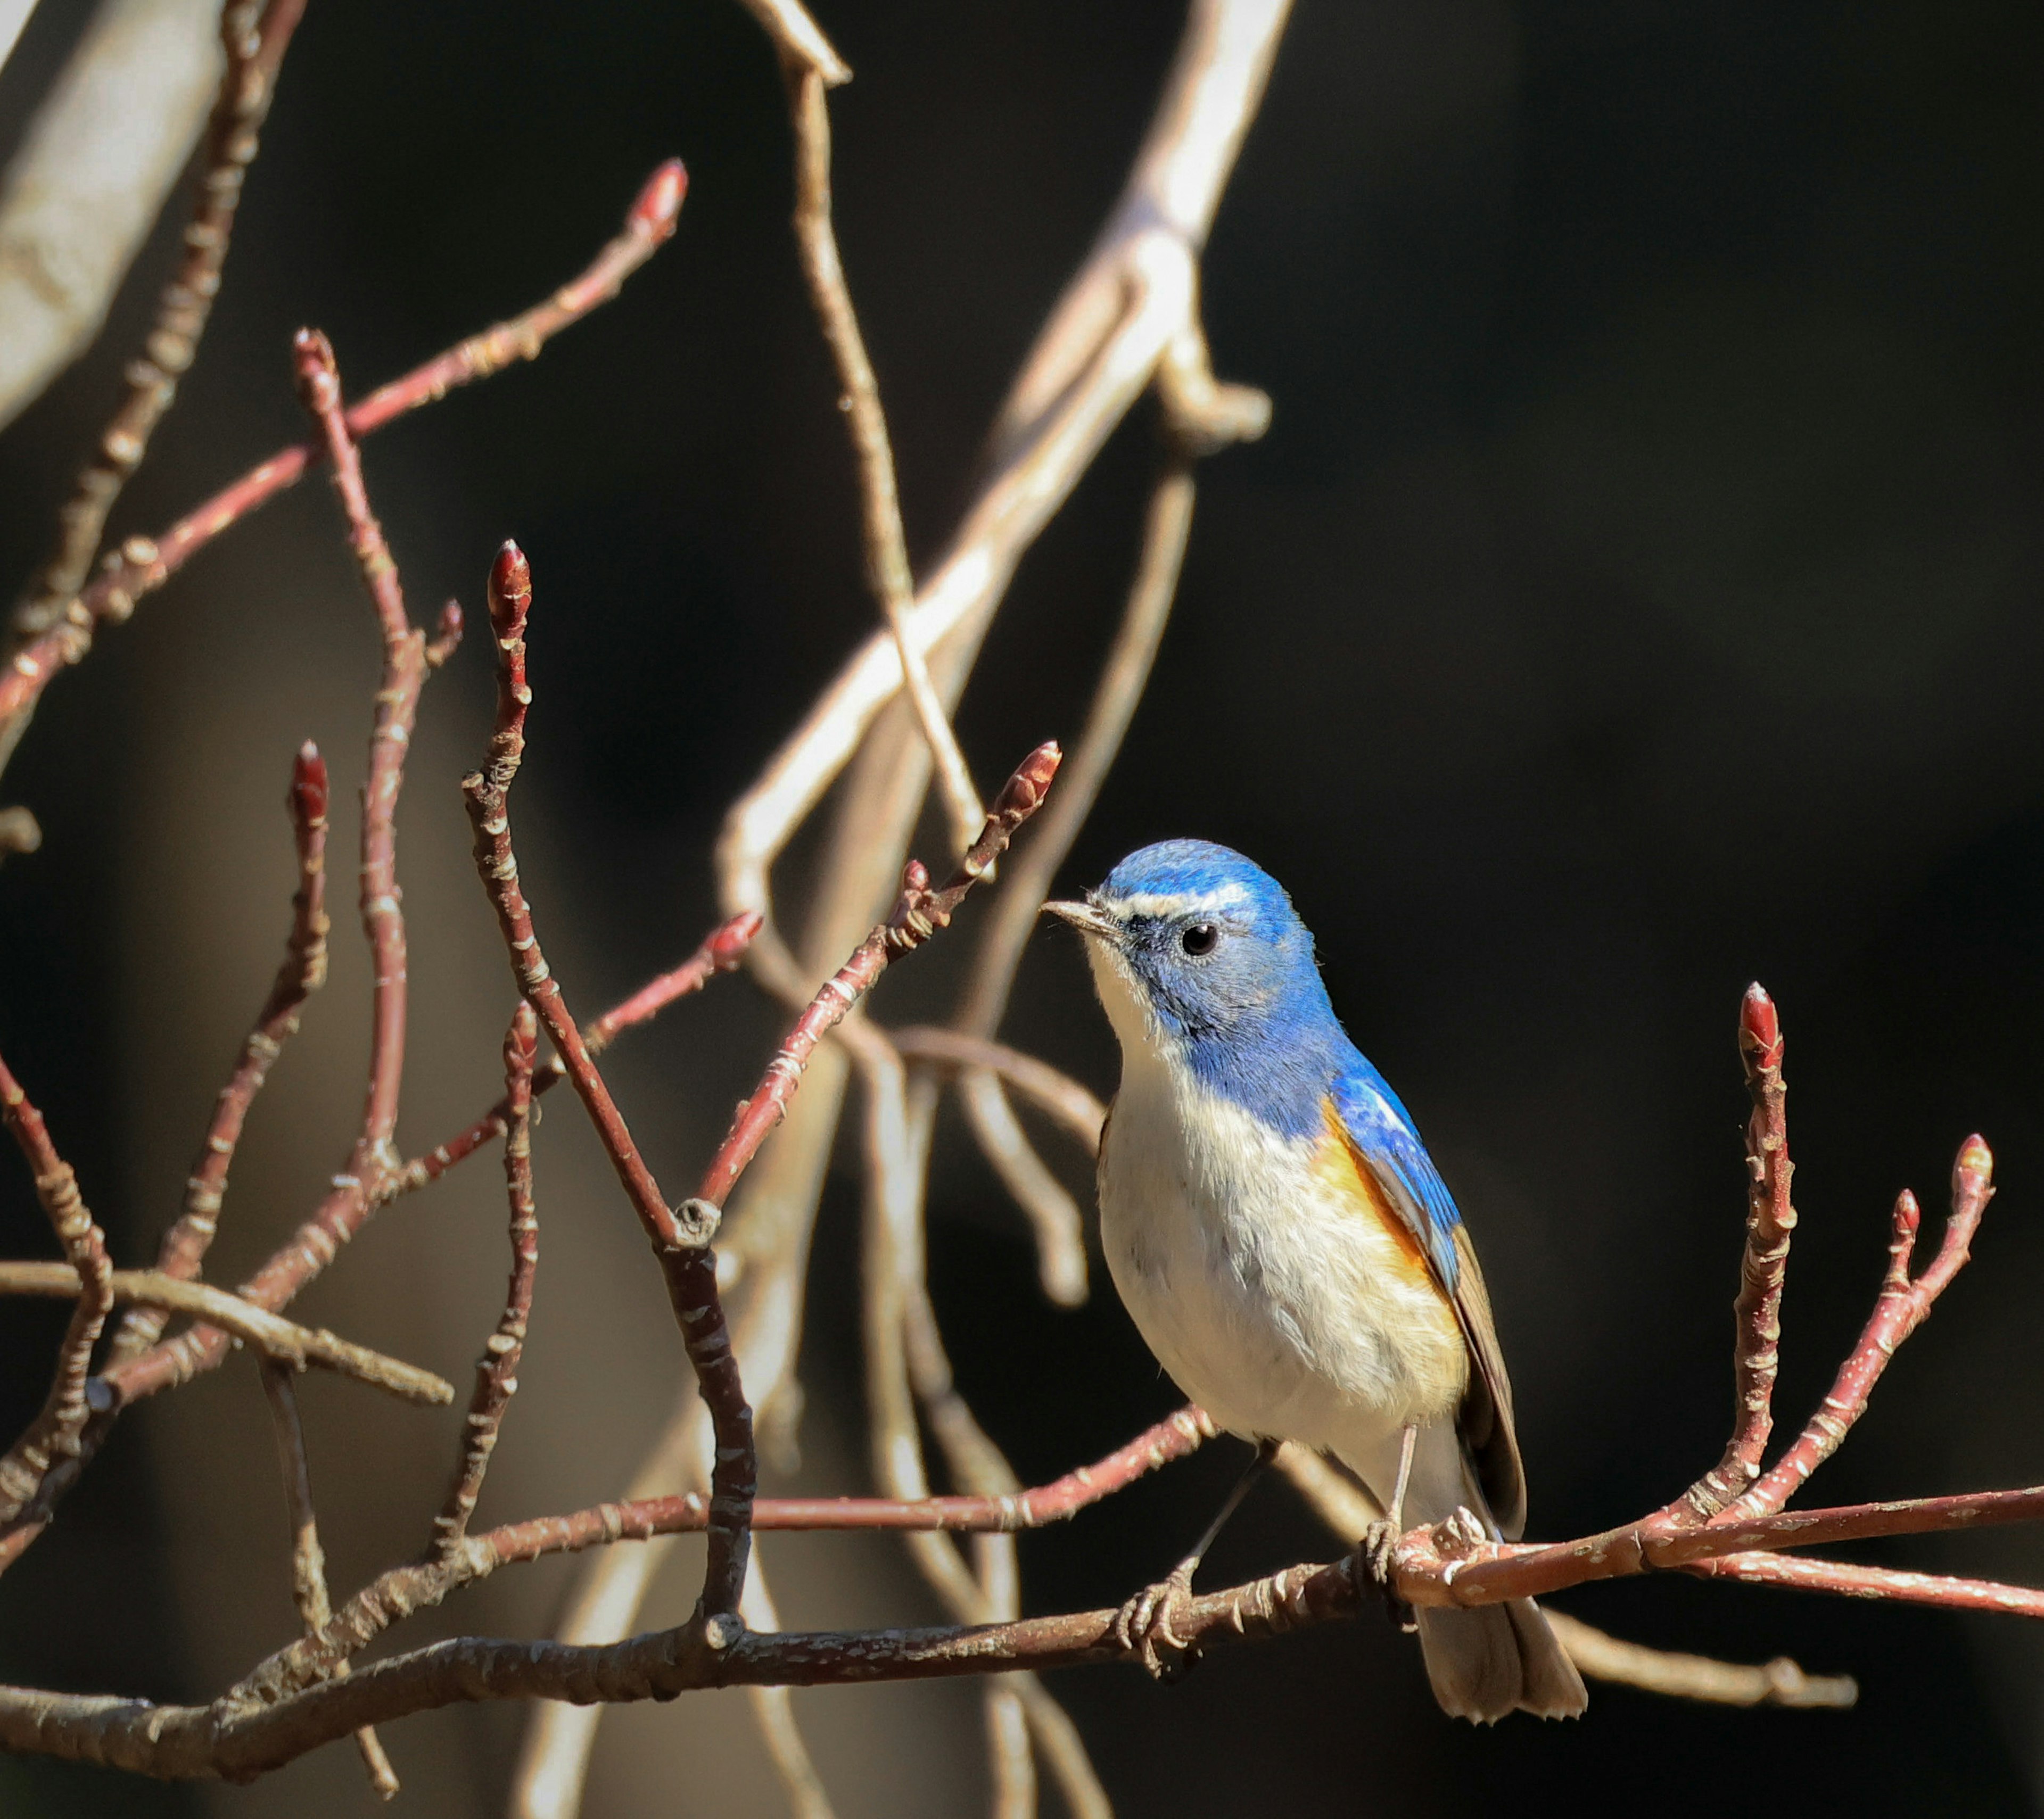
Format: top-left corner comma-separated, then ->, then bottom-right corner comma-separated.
294,327 -> 418,1166
0,912 -> 755,1569
259,1363 -> 399,1798
0,1055 -> 113,1525
12,975 -> 2044,1791
110,741 -> 331,1365
234,1406 -> 1216,1707
1676,985 -> 1795,1522
694,742 -> 1064,1212
0,162 -> 686,732
1731,1140 -> 1993,1518
390,911 -> 761,1200
459,541 -> 754,1626
12,0 -> 309,641
433,1006 -> 541,1556
459,539 -> 1062,1630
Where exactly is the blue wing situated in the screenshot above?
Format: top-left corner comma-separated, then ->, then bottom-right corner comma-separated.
1330,1052 -> 1528,1537
1330,1057 -> 1464,1293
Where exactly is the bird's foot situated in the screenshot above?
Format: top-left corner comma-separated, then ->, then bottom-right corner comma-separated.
1357,1522 -> 1417,1635
1112,1559 -> 1201,1682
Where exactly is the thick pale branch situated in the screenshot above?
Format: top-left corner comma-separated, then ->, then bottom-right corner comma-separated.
783,57 -> 983,859
887,1027 -> 1105,1151
12,0 -> 307,644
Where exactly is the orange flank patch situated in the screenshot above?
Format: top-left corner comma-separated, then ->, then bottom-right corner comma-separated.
1316,1098 -> 1444,1292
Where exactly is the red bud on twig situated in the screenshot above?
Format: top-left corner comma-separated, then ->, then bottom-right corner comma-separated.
1954,1134 -> 1993,1203
290,327 -> 340,415
1738,982 -> 1783,1074
289,741 -> 327,829
630,160 -> 688,241
487,541 -> 531,643
710,910 -> 764,968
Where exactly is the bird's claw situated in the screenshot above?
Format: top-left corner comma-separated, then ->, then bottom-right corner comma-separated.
1112,1560 -> 1200,1681
1357,1521 -> 1417,1635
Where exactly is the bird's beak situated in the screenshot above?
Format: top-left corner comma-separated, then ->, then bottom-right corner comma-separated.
1042,899 -> 1122,945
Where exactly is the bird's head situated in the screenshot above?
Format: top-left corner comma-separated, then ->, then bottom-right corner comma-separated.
1044,840 -> 1333,1062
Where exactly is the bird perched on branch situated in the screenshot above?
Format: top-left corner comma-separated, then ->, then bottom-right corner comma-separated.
1046,840 -> 1585,1721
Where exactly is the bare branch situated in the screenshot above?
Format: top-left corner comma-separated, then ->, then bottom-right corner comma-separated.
740,1561 -> 838,1819
1675,983 -> 1795,1522
0,1053 -> 112,1524
0,162 -> 686,739
390,910 -> 761,1200
1540,1613 -> 1856,1711
459,541 -> 758,1627
782,56 -> 984,859
293,326 -> 421,1177
260,1363 -> 400,1799
110,737 -> 330,1363
1732,1139 -> 1993,1518
0,0 -> 223,430
0,1263 -> 453,1404
432,1005 -> 540,1556
1273,1442 -> 1855,1709
886,1027 -> 1105,1150
951,459 -> 1197,1301
736,0 -> 849,85
13,0 -> 308,642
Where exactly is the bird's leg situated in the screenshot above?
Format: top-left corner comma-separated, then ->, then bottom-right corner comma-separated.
1359,1423 -> 1419,1633
1114,1437 -> 1279,1681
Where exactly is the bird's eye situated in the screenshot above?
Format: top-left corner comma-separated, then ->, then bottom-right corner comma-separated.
1180,922 -> 1218,957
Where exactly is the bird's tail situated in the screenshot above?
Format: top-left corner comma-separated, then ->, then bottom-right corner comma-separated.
1360,1423 -> 1587,1723
1413,1599 -> 1585,1723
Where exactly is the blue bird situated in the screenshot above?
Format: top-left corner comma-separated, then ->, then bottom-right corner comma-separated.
1046,840 -> 1586,1721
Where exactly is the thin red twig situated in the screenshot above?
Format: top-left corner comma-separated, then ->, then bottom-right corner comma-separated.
110,740 -> 331,1364
460,540 -> 1061,1630
389,911 -> 762,1198
0,1054 -> 113,1525
1685,1550 -> 2044,1617
459,542 -> 757,1625
234,1405 -> 1216,1706
1674,983 -> 1795,1522
0,163 -> 686,731
695,742 -> 1064,1212
433,1006 -> 540,1557
294,327 -> 419,1169
1731,1139 -> 1993,1518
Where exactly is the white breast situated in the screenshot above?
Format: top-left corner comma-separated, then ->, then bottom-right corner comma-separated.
1087,942 -> 1467,1463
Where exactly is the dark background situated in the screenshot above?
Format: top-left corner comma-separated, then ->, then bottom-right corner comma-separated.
1,0 -> 2040,1812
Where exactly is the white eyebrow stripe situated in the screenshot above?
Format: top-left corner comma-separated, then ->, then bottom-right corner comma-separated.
1098,883 -> 1251,919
